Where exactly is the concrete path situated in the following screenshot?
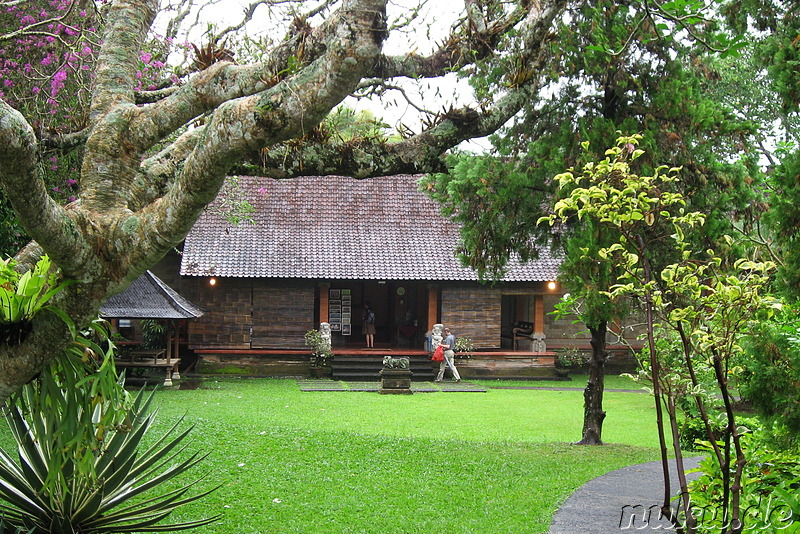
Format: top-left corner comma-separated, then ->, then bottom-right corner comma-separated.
296,378 -> 487,392
548,457 -> 702,533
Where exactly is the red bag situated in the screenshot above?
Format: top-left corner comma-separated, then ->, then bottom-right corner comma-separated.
432,345 -> 444,362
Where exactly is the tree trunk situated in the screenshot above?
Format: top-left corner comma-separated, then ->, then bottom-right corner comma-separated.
576,322 -> 608,445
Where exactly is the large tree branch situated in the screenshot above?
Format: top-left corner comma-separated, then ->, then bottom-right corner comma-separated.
123,0 -> 388,272
253,84 -> 538,178
128,128 -> 205,211
0,102 -> 89,276
125,2 -> 345,157
88,0 -> 158,121
79,0 -> 159,212
374,1 -> 529,80
251,0 -> 566,178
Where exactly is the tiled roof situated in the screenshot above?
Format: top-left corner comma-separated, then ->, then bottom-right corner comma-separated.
180,175 -> 561,282
100,271 -> 204,319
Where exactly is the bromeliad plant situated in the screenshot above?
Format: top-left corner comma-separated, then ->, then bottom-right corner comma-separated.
0,255 -> 73,346
0,320 -> 219,533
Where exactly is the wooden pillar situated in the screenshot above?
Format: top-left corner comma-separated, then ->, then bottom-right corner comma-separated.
534,294 -> 545,334
171,320 -> 180,364
166,321 -> 173,363
427,284 -> 439,331
319,282 -> 330,325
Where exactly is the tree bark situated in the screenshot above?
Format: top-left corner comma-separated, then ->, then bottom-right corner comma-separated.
576,322 -> 607,445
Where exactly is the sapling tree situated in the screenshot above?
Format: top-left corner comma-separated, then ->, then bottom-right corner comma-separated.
540,133 -> 705,527
547,219 -> 627,445
543,134 -> 783,533
657,255 -> 779,534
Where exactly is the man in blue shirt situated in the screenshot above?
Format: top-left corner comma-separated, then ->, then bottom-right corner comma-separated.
435,327 -> 461,382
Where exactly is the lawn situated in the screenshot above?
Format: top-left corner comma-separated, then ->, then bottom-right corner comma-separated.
133,376 -> 668,533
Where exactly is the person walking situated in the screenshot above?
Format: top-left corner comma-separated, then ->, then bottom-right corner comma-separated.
435,327 -> 461,382
362,302 -> 376,348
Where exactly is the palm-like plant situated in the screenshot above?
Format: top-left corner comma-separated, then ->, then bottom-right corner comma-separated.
0,322 -> 219,533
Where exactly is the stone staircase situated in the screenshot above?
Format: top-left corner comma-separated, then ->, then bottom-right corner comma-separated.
330,354 -> 437,381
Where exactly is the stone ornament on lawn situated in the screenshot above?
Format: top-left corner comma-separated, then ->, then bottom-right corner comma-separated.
382,356 -> 410,369
380,356 -> 413,394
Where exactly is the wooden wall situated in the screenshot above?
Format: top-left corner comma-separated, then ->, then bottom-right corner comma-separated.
252,282 -> 315,348
179,272 -> 586,352
183,277 -> 316,350
440,284 -> 503,349
185,277 -> 252,349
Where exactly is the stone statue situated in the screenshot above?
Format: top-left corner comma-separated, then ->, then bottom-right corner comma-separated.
320,322 -> 332,353
383,356 -> 410,369
431,323 -> 444,351
532,332 -> 547,352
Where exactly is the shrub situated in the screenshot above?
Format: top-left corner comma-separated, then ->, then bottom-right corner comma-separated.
688,424 -> 800,533
0,321 -> 218,533
304,329 -> 332,367
739,309 -> 800,433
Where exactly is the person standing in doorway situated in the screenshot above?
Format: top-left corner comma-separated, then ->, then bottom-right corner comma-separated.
362,301 -> 376,348
435,327 -> 461,382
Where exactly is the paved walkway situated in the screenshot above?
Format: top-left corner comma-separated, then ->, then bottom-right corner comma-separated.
296,378 -> 487,392
548,457 -> 702,533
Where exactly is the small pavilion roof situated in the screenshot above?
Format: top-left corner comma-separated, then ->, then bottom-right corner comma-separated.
180,175 -> 561,282
100,271 -> 204,319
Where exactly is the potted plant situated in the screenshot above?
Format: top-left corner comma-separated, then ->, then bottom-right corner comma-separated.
555,349 -> 583,378
305,329 -> 333,377
454,337 -> 474,359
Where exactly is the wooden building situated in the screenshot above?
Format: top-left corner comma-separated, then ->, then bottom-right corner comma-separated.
154,175 -> 608,376
100,270 -> 204,384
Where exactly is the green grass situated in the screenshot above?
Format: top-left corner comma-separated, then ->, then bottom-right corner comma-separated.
129,377 -> 668,533
473,373 -> 644,391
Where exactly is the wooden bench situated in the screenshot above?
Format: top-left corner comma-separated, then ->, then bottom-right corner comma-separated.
116,348 -> 181,386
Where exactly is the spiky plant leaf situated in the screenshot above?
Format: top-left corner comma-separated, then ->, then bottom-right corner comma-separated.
0,321 -> 219,533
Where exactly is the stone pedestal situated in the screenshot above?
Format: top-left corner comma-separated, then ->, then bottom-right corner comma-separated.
379,368 -> 414,394
309,366 -> 331,378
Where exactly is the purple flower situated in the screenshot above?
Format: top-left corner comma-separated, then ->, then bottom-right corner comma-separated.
139,52 -> 152,64
50,69 -> 67,97
20,15 -> 35,25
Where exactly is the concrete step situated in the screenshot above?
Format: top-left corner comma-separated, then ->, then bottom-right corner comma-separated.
331,355 -> 436,381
